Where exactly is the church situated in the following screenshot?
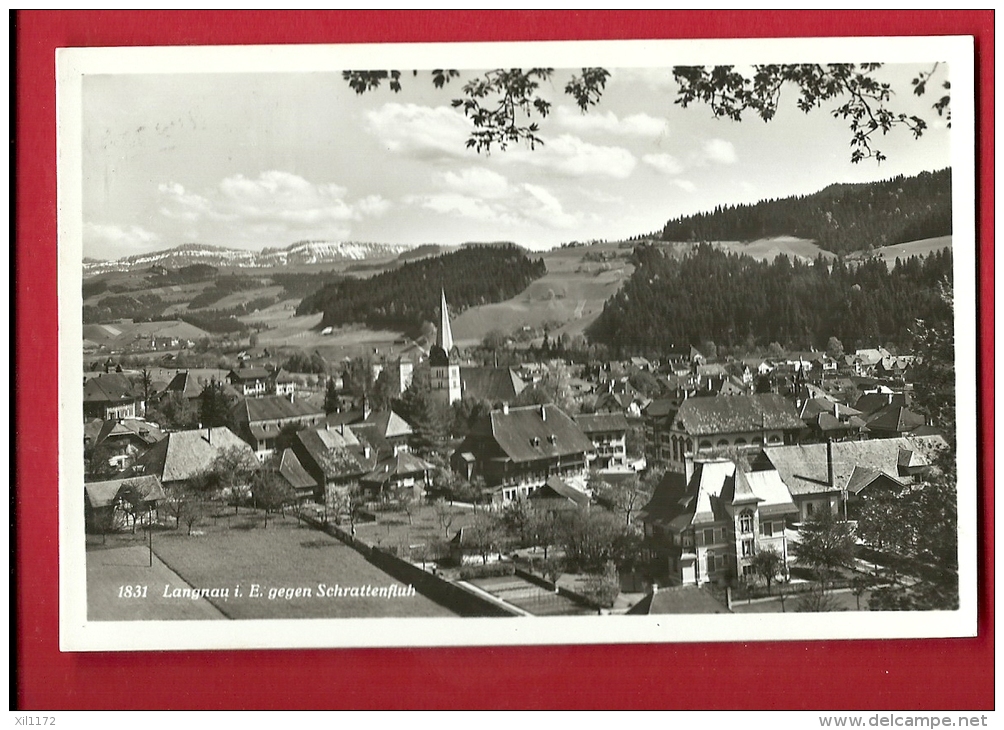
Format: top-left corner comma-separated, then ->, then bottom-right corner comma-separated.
429,289 -> 462,404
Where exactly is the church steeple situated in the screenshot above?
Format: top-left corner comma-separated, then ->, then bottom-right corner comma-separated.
437,288 -> 454,353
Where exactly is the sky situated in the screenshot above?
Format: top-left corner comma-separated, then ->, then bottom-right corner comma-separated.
80,62 -> 953,261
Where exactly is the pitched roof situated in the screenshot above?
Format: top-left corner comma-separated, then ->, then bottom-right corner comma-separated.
854,392 -> 907,415
762,435 -> 947,497
295,425 -> 370,480
232,395 -> 325,424
638,470 -> 691,525
136,427 -> 255,483
94,418 -> 166,447
360,409 -> 414,440
528,475 -> 591,508
844,465 -> 907,495
643,398 -> 677,418
460,367 -> 527,403
228,367 -> 271,382
163,371 -> 203,399
628,585 -> 731,615
574,413 -> 629,434
361,451 -> 434,486
84,475 -> 166,509
277,448 -> 317,491
675,394 -> 804,436
485,404 -> 594,463
865,405 -> 927,434
83,374 -> 138,404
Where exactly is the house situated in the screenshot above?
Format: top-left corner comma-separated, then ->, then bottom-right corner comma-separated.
230,395 -> 326,458
90,418 -> 166,471
270,368 -> 298,396
451,403 -> 594,502
798,397 -> 867,442
348,409 -> 415,459
643,398 -> 679,464
84,475 -> 166,533
360,451 -> 434,501
274,448 -> 319,503
292,423 -> 376,502
574,412 -> 629,471
762,434 -> 947,522
527,475 -> 591,513
661,394 -> 804,473
864,404 -> 928,438
459,366 -> 528,404
136,426 -> 257,491
639,455 -> 797,586
83,373 -> 142,420
160,371 -> 205,407
227,367 -> 272,397
627,584 -> 732,614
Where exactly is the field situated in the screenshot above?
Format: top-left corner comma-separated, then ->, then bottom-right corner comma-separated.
95,512 -> 460,619
846,235 -> 952,269
349,502 -> 478,560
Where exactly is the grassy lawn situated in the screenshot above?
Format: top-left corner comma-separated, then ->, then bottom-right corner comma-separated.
92,511 -> 458,619
350,502 -> 478,560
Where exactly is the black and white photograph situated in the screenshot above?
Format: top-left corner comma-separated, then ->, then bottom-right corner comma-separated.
57,36 -> 977,651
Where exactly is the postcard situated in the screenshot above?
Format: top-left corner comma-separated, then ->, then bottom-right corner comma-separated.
58,35 -> 977,651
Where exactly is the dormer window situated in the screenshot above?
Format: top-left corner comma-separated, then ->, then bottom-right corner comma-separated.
530,437 -> 541,447
547,434 -> 557,444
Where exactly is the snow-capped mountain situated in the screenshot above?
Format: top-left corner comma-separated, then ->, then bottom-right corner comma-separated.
83,241 -> 414,275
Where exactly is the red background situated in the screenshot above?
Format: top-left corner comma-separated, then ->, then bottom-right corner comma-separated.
15,11 -> 994,710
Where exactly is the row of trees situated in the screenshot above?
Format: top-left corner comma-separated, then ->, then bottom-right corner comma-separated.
589,242 -> 954,355
659,168 -> 951,255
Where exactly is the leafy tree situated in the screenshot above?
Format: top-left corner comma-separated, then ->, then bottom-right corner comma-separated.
825,336 -> 845,360
466,512 -> 505,565
252,466 -> 296,528
84,442 -> 122,481
211,445 -> 260,513
766,342 -> 787,360
482,328 -> 509,352
148,391 -> 199,430
434,498 -> 457,537
323,376 -> 340,415
593,473 -> 652,527
795,585 -> 841,613
559,508 -> 635,573
199,380 -> 236,430
749,545 -> 784,595
856,489 -> 916,581
583,560 -> 621,609
795,509 -> 855,589
909,282 -> 956,443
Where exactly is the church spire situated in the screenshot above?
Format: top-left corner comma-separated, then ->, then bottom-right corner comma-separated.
437,288 -> 454,353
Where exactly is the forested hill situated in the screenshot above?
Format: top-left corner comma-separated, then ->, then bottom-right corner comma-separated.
659,168 -> 951,255
297,244 -> 546,333
587,243 -> 953,356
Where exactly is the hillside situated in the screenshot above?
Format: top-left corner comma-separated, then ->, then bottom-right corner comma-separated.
297,244 -> 547,335
658,168 -> 951,255
587,242 -> 954,355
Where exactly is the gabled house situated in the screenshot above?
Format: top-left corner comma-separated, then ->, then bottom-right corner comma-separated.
459,366 -> 528,404
160,371 -> 204,407
360,451 -> 434,502
292,424 -> 376,501
84,474 -> 166,533
274,448 -> 318,503
864,404 -> 928,438
136,426 -> 257,491
346,409 -> 415,459
83,373 -> 142,420
231,395 -> 326,459
227,367 -> 272,397
639,456 -> 797,586
762,434 -> 947,522
90,418 -> 166,471
451,403 -> 594,503
574,412 -> 629,471
527,475 -> 591,513
627,584 -> 732,614
662,394 -> 804,473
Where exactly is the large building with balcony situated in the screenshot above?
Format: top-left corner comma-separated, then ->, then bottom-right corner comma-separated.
574,412 -> 629,471
451,403 -> 594,502
640,455 -> 798,586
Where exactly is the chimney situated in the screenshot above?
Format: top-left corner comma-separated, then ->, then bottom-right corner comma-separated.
206,428 -> 212,444
684,452 -> 695,483
826,438 -> 834,487
540,404 -> 547,421
834,402 -> 839,420
502,403 -> 509,415
649,581 -> 659,596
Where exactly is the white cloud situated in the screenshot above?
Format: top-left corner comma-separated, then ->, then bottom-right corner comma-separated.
437,167 -> 512,200
84,222 -> 160,249
158,171 -> 386,230
703,138 -> 738,164
521,184 -> 578,229
510,134 -> 636,179
673,179 -> 696,193
364,103 -> 472,159
406,178 -> 579,231
643,153 -> 684,176
554,107 -> 668,138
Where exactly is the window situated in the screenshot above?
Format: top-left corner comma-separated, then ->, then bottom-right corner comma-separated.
682,533 -> 694,548
703,528 -> 715,545
699,439 -> 713,450
760,521 -> 773,537
742,565 -> 755,578
806,502 -> 815,515
706,552 -> 715,573
717,439 -> 730,447
774,521 -> 785,535
742,539 -> 755,557
739,512 -> 753,534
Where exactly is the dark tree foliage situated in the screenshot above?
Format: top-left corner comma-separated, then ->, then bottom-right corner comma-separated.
298,244 -> 546,335
199,381 -> 237,430
83,293 -> 167,324
588,243 -> 953,356
658,168 -> 951,256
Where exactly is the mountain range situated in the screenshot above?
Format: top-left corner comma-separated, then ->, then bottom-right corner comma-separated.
82,240 -> 414,275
